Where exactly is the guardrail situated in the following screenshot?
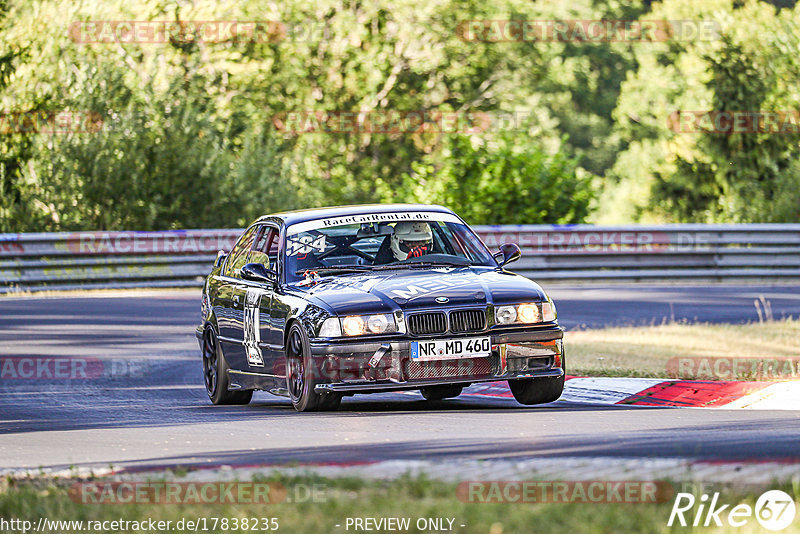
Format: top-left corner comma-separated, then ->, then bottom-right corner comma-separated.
0,230 -> 240,293
1,224 -> 799,292
476,224 -> 800,281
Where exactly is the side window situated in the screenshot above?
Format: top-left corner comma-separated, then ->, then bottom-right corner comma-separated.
250,226 -> 279,269
267,230 -> 280,266
432,222 -> 462,256
224,226 -> 258,277
450,224 -> 489,262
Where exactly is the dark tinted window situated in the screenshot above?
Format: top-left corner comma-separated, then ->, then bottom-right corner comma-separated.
224,226 -> 258,277
250,226 -> 279,269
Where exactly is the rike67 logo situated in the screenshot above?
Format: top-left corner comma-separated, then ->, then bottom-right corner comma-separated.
668,490 -> 796,531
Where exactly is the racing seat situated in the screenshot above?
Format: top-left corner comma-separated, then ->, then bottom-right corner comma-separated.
373,237 -> 395,265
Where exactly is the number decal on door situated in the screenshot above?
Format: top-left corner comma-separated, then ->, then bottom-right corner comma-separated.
243,289 -> 264,366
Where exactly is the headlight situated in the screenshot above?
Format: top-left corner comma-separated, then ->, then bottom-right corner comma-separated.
495,302 -> 556,325
318,317 -> 342,337
341,314 -> 397,336
367,314 -> 389,333
342,316 -> 365,336
517,304 -> 540,323
495,305 -> 517,324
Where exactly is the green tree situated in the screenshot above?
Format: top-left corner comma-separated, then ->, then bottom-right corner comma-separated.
609,0 -> 800,222
404,134 -> 594,224
0,1 -> 47,232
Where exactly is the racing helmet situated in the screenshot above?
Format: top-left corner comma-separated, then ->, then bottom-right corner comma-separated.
391,221 -> 433,261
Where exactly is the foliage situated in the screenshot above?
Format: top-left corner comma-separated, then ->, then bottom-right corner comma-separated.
405,134 -> 593,225
607,0 -> 800,223
0,0 -> 798,231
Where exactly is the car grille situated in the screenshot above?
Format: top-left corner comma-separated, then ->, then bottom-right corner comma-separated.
405,357 -> 493,380
449,309 -> 486,333
407,312 -> 447,335
407,309 -> 487,335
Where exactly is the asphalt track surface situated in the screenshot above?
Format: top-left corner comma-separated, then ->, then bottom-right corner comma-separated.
1,285 -> 799,473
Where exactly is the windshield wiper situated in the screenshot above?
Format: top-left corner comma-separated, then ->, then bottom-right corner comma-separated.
294,266 -> 376,276
295,260 -> 472,277
376,260 -> 471,270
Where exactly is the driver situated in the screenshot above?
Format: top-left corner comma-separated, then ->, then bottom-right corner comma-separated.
391,221 -> 433,261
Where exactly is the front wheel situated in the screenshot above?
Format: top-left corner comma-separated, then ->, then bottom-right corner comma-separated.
285,323 -> 342,412
508,358 -> 566,406
202,326 -> 253,405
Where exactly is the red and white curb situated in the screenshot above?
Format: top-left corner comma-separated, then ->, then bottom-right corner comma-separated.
459,377 -> 800,409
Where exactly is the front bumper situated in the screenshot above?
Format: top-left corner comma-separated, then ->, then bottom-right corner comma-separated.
309,327 -> 564,394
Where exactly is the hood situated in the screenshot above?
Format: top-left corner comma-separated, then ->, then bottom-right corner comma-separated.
295,267 -> 548,315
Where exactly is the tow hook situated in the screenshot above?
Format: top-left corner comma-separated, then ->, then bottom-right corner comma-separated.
368,343 -> 391,368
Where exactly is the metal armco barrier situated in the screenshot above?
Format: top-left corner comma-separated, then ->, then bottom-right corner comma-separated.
1,224 -> 799,292
0,230 -> 240,293
475,224 -> 800,281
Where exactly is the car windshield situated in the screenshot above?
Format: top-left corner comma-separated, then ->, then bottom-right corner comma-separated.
284,212 -> 496,283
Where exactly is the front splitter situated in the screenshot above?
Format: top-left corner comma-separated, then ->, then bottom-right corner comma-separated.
313,368 -> 564,394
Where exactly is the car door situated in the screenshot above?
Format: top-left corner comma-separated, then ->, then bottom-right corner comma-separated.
217,225 -> 258,370
240,224 -> 281,375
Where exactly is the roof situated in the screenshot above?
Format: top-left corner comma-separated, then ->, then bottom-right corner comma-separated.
256,203 -> 456,226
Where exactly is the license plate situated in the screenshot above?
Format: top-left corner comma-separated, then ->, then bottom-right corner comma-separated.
410,337 -> 491,361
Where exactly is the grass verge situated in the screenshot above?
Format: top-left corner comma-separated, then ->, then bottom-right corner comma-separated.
1,474 -> 799,534
567,318 -> 800,379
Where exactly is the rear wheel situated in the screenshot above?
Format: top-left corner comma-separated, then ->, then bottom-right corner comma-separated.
202,326 -> 253,405
508,358 -> 566,406
286,323 -> 342,412
420,385 -> 464,401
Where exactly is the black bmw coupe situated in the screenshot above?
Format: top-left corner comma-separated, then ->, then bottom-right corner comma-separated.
197,204 -> 564,411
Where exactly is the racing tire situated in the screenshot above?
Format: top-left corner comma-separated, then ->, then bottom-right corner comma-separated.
285,323 -> 342,412
508,357 -> 566,406
420,385 -> 464,401
202,326 -> 254,406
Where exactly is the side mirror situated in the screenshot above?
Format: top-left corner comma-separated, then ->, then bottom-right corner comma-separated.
214,250 -> 228,268
494,243 -> 521,268
241,262 -> 278,285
